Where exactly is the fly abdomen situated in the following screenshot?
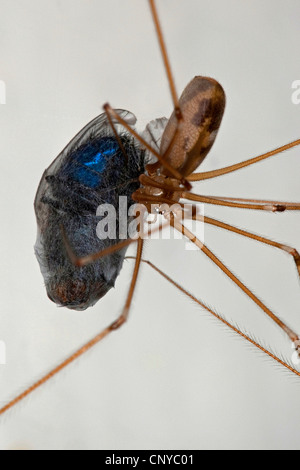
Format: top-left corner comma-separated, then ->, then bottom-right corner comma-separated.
34,110 -> 146,310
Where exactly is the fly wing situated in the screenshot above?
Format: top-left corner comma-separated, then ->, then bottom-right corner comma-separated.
34,109 -> 136,227
141,117 -> 168,165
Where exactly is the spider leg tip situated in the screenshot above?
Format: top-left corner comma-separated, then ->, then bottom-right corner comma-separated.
291,339 -> 300,367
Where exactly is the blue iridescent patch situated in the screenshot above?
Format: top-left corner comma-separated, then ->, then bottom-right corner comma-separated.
69,137 -> 120,188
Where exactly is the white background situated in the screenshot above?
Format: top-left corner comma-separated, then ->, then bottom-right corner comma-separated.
1,0 -> 300,450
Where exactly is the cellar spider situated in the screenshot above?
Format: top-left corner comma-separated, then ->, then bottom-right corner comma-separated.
1,0 -> 297,450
